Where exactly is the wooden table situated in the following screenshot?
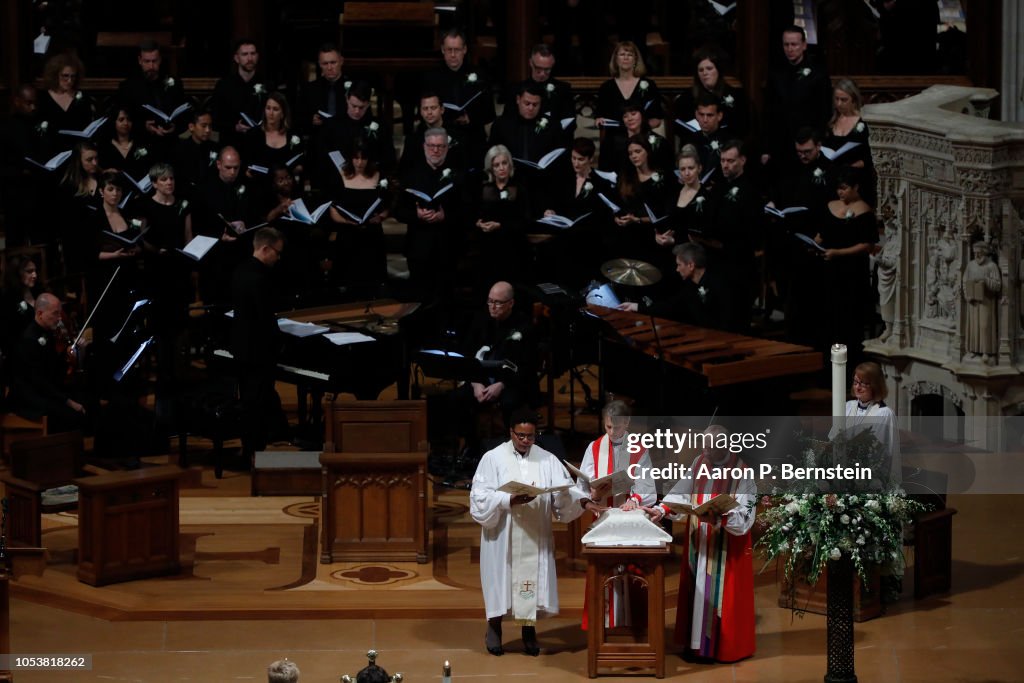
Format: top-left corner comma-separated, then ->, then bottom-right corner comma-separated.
583,544 -> 670,678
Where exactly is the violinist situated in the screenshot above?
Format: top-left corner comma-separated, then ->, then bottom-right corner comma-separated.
8,293 -> 91,432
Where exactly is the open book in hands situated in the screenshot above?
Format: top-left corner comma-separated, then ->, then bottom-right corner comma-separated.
662,494 -> 738,517
562,461 -> 633,497
497,481 -> 572,497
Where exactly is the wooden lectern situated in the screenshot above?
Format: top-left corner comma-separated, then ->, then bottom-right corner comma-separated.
583,544 -> 670,678
74,465 -> 182,586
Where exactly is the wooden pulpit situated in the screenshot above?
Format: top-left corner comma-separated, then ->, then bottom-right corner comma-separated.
74,466 -> 182,586
582,544 -> 670,678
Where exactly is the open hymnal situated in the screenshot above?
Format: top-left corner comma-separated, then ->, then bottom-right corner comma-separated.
285,152 -> 303,167
277,318 -> 329,338
536,212 -> 591,229
675,117 -> 700,133
643,203 -> 671,226
142,103 -> 192,125
593,169 -> 617,184
597,192 -> 623,214
317,110 -> 334,120
497,481 -> 573,497
122,172 -> 153,193
443,90 -> 482,113
562,461 -> 633,497
58,117 -> 107,139
599,119 -> 620,128
794,232 -> 825,252
663,494 -> 739,517
177,235 -> 218,261
560,117 -> 575,130
324,332 -> 376,346
328,150 -> 346,173
33,31 -> 51,55
764,204 -> 809,218
513,148 -> 566,170
239,112 -> 262,128
820,141 -> 861,161
25,150 -> 72,172
283,199 -> 332,225
218,214 -> 268,235
247,164 -> 269,175
103,228 -> 148,247
708,1 -> 737,16
405,183 -> 454,206
333,197 -> 382,225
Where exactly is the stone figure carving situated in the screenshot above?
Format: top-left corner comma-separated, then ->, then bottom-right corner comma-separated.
877,206 -> 901,342
962,241 -> 1002,364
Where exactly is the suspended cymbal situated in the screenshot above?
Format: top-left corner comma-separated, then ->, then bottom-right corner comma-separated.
600,258 -> 662,287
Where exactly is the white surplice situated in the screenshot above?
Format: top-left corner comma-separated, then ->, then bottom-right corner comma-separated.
471,440 -> 584,620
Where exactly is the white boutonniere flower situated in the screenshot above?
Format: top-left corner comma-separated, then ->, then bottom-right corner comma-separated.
727,186 -> 740,202
466,72 -> 478,84
639,80 -> 649,92
165,77 -> 175,89
697,285 -> 708,301
710,140 -> 720,151
447,135 -> 454,146
37,120 -> 49,133
253,83 -> 265,95
535,117 -> 549,133
441,168 -> 452,180
651,172 -> 662,185
507,330 -> 523,342
799,67 -> 811,79
855,121 -> 865,133
582,181 -> 594,196
344,80 -> 353,93
38,336 -> 48,347
74,91 -> 83,101
133,146 -> 148,160
209,151 -> 218,163
813,167 -> 825,184
545,83 -> 555,94
377,178 -> 389,190
130,218 -> 143,229
723,94 -> 735,107
18,301 -> 29,313
237,185 -> 246,197
289,135 -> 300,148
695,195 -> 706,212
845,209 -> 854,220
499,189 -> 509,200
368,121 -> 379,133
647,134 -> 658,147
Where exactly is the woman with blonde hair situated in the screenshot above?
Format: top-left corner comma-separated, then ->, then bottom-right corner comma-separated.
596,41 -> 664,165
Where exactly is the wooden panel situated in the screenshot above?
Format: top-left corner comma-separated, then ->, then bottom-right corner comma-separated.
324,399 -> 428,453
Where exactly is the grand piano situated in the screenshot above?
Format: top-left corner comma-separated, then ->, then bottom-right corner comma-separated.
586,305 -> 823,415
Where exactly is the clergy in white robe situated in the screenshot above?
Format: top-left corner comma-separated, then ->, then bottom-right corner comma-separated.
470,411 -> 584,655
830,361 -> 902,490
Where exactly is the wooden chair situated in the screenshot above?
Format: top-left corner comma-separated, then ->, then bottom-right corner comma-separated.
0,431 -> 83,547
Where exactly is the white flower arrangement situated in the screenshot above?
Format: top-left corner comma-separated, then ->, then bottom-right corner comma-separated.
813,167 -> 826,185
253,83 -> 265,95
507,330 -> 522,341
165,77 -> 175,88
130,218 -> 143,228
377,178 -> 389,190
583,181 -> 593,193
545,83 -> 555,94
647,134 -> 657,147
368,121 -> 379,132
499,189 -> 509,200
38,336 -> 47,347
19,301 -> 29,312
535,117 -> 549,133
134,147 -> 148,159
466,72 -> 478,84
723,94 -> 735,107
855,121 -> 865,133
639,80 -> 649,92
441,168 -> 452,180
75,91 -> 83,101
290,135 -> 300,147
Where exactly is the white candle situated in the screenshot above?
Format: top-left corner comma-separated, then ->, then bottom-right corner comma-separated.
831,344 -> 847,433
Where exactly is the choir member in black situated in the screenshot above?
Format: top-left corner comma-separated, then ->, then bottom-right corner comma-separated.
708,140 -> 761,333
761,26 -> 832,170
673,48 -> 749,141
487,82 -> 567,212
37,52 -> 95,154
242,92 -> 304,184
767,128 -> 835,346
595,41 -> 664,165
320,80 -> 396,182
298,43 -> 348,135
116,40 -> 188,158
618,243 -> 724,329
58,141 -> 101,276
511,44 -> 576,142
675,95 -> 728,188
1,255 -> 45,381
7,293 -> 89,432
654,145 -> 711,283
421,28 -> 496,176
399,92 -> 457,176
539,138 -> 613,288
172,109 -> 217,201
396,127 -> 464,300
813,168 -> 877,362
210,39 -> 267,149
195,147 -> 254,304
259,166 -> 321,298
599,99 -> 673,174
0,85 -> 41,246
230,227 -> 289,464
326,140 -> 392,296
607,135 -> 673,264
96,106 -> 152,181
824,78 -> 875,206
139,162 -> 193,420
470,145 -> 529,291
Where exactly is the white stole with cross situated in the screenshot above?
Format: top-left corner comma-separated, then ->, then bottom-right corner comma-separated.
507,442 -> 542,624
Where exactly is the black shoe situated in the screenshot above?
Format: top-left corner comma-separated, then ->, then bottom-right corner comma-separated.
485,620 -> 504,656
522,626 -> 540,656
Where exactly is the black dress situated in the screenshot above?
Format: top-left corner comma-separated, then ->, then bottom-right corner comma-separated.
331,180 -> 390,290
139,198 -> 192,331
822,118 -> 876,206
596,77 -> 665,172
819,208 -> 878,355
97,138 -> 154,182
36,90 -> 95,153
472,179 -> 530,288
243,128 -> 305,186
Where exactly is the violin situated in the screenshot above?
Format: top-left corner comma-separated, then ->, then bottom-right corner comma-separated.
55,311 -> 89,376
